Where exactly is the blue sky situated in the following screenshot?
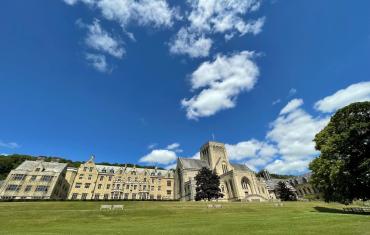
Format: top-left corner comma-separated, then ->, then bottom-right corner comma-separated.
0,0 -> 369,175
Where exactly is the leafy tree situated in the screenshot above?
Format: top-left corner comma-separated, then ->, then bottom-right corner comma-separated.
195,167 -> 223,201
276,181 -> 297,201
309,101 -> 370,204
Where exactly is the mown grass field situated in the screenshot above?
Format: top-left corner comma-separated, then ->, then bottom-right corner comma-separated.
0,201 -> 369,235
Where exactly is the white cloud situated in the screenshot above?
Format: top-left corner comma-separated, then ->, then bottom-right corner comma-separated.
63,0 -> 96,6
0,141 -> 20,149
68,0 -> 178,29
187,0 -> 263,35
139,149 -> 177,165
169,28 -> 212,58
148,143 -> 157,149
226,140 -> 262,161
81,19 -> 125,58
225,140 -> 277,171
279,98 -> 303,115
181,51 -> 259,119
265,159 -> 311,176
170,0 -> 264,57
288,88 -> 297,96
264,99 -> 329,174
164,163 -> 177,170
191,152 -> 200,159
272,99 -> 281,105
166,143 -> 180,150
85,53 -> 109,72
314,81 -> 370,113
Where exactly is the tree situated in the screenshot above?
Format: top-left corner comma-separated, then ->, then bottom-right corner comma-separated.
276,181 -> 296,201
195,167 -> 223,201
309,101 -> 370,204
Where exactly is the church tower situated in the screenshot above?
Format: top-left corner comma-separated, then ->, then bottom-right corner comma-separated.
200,141 -> 231,175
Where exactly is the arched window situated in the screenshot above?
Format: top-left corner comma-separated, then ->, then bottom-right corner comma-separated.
221,185 -> 225,192
241,177 -> 250,194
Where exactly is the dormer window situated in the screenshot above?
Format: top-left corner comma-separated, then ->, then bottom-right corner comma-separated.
35,168 -> 40,172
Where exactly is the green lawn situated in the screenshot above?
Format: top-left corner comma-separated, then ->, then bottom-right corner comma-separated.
0,201 -> 369,235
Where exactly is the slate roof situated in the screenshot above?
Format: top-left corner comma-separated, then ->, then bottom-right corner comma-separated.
95,164 -> 173,177
230,163 -> 253,172
178,158 -> 209,170
15,160 -> 67,173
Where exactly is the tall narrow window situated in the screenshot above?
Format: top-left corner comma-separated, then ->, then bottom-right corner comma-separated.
222,162 -> 228,174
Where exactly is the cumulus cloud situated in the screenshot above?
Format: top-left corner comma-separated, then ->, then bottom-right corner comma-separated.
314,81 -> 370,113
169,27 -> 212,58
225,140 -> 277,171
139,149 -> 177,165
169,0 -> 264,57
264,99 -> 329,174
66,0 -> 178,29
265,159 -> 311,176
182,51 -> 259,119
279,98 -> 303,115
0,140 -> 20,149
85,53 -> 110,72
81,19 -> 125,58
64,0 -> 179,71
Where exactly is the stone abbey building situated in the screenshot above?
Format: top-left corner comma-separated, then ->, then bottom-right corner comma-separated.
175,142 -> 273,201
0,141 -> 318,201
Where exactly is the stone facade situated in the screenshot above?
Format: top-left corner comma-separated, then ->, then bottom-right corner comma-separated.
263,171 -> 320,200
286,173 -> 319,199
175,141 -> 273,201
68,156 -> 175,200
0,142 -> 319,202
0,160 -> 70,199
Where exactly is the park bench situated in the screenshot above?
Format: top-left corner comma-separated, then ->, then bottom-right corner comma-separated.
112,205 -> 124,210
100,205 -> 112,211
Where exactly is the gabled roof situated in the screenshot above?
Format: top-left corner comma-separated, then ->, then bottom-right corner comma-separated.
15,160 -> 67,173
230,163 -> 253,172
178,158 -> 209,170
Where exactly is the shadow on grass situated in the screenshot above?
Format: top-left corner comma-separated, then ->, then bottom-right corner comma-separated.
314,207 -> 370,215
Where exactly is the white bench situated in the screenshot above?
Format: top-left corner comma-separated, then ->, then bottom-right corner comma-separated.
100,205 -> 112,211
112,205 -> 124,210
207,204 -> 222,208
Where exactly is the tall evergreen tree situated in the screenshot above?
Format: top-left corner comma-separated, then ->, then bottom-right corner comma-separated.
309,101 -> 370,203
195,167 -> 223,201
276,181 -> 297,201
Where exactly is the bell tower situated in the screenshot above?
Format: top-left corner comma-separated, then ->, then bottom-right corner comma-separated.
200,141 -> 230,175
